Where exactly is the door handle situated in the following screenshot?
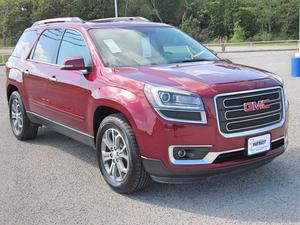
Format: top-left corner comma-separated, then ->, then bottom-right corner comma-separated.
48,76 -> 57,82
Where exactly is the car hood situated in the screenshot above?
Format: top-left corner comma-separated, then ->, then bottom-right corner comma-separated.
113,60 -> 280,94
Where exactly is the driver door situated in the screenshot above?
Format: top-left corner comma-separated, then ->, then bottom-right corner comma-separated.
45,29 -> 94,132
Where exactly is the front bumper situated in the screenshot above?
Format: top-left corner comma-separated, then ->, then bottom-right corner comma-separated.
134,84 -> 289,182
142,144 -> 285,183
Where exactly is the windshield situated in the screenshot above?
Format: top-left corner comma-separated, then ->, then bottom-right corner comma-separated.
89,27 -> 217,67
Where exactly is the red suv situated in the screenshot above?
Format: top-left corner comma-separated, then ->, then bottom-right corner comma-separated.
6,17 -> 289,193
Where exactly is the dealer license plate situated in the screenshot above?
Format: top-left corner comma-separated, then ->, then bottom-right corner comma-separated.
247,134 -> 271,156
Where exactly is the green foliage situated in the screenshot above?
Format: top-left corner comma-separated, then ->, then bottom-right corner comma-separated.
230,22 -> 246,42
0,0 -> 298,46
252,31 -> 272,41
180,16 -> 211,42
180,17 -> 200,39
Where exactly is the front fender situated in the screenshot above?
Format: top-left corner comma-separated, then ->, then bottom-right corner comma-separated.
88,85 -> 158,154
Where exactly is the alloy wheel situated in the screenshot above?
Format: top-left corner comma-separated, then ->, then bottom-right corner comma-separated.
101,128 -> 129,183
10,98 -> 23,136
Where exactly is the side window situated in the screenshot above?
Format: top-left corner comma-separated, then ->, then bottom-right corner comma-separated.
32,29 -> 63,64
57,29 -> 92,66
12,30 -> 36,58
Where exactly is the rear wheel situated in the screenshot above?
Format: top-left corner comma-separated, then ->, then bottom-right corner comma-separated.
96,114 -> 151,194
9,91 -> 38,140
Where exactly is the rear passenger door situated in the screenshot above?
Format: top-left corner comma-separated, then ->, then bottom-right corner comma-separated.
24,28 -> 64,117
45,29 -> 93,132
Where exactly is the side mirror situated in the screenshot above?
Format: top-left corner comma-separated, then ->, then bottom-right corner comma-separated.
61,57 -> 85,70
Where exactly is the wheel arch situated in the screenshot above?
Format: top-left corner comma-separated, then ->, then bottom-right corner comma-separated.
7,84 -> 19,103
92,100 -> 138,143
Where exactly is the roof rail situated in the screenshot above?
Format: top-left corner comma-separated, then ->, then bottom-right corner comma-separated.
91,17 -> 150,23
32,17 -> 84,26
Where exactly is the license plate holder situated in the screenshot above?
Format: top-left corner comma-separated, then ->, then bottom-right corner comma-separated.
247,134 -> 271,156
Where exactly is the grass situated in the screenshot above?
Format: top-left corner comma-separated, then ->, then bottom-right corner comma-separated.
0,45 -> 14,49
0,55 -> 9,65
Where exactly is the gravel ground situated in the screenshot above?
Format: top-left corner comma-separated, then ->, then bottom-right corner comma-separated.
0,51 -> 299,225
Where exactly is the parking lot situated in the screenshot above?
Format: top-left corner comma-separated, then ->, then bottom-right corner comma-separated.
0,50 -> 299,225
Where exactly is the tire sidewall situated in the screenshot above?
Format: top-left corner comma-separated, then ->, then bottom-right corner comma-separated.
9,92 -> 26,139
96,117 -> 139,191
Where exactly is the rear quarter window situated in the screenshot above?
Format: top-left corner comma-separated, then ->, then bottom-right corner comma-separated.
11,30 -> 36,58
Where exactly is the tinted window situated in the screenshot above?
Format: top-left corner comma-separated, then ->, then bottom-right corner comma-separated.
12,30 -> 36,58
32,29 -> 63,64
57,29 -> 92,66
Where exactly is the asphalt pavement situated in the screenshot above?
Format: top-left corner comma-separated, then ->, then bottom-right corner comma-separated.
0,50 -> 299,225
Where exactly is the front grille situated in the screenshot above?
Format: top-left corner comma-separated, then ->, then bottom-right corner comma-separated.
215,87 -> 284,135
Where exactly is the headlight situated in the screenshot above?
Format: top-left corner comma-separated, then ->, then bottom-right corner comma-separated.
144,84 -> 207,123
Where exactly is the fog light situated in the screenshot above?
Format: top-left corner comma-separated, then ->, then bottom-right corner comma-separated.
177,149 -> 186,158
173,146 -> 209,160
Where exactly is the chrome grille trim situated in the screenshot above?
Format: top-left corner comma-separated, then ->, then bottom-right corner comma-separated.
224,104 -> 281,121
223,98 -> 281,110
222,90 -> 280,108
226,113 -> 282,132
214,86 -> 285,138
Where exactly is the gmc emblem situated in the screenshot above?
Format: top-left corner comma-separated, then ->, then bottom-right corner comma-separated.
243,99 -> 270,112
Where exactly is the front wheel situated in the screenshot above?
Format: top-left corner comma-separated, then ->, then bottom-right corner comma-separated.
96,114 -> 150,194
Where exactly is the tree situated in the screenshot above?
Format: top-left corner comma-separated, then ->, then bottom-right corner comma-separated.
0,0 -> 32,45
231,21 -> 246,42
0,0 -> 298,46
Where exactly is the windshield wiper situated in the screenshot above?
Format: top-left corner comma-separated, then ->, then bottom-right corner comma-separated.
171,59 -> 212,64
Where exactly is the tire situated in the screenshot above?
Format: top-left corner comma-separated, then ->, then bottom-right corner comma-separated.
9,91 -> 38,141
96,113 -> 151,194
